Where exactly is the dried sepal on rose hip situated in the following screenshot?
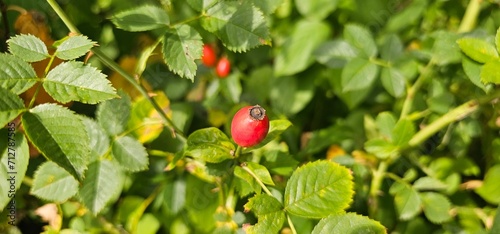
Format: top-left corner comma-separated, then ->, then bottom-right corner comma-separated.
231,105 -> 270,147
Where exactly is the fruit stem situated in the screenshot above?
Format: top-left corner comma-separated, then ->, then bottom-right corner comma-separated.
47,0 -> 186,141
458,0 -> 483,33
400,60 -> 435,119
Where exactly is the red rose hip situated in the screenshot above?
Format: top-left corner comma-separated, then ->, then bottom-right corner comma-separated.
231,105 -> 270,147
216,57 -> 231,78
202,44 -> 217,67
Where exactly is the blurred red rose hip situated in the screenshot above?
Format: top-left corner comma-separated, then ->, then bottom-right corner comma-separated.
202,44 -> 217,67
216,57 -> 231,78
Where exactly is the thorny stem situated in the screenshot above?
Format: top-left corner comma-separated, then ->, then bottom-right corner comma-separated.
46,0 -> 186,141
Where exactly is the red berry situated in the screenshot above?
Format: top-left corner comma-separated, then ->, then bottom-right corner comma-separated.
202,44 -> 217,67
216,57 -> 231,78
231,105 -> 270,147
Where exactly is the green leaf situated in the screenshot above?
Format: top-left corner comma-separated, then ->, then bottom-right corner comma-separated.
496,27 -> 500,54
185,127 -> 235,163
0,87 -> 25,128
381,67 -> 405,98
385,0 -> 427,32
79,160 -> 124,215
0,131 -> 29,211
185,175 -> 218,232
295,0 -> 340,20
314,40 -> 358,68
261,151 -> 299,176
110,5 -> 170,32
481,59 -> 500,84
341,58 -> 379,92
201,1 -> 270,52
284,160 -> 354,218
332,72 -> 372,109
413,177 -> 448,191
244,194 -> 286,234
112,136 -> 149,172
219,73 -> 242,103
44,61 -> 117,104
420,192 -> 452,224
161,25 -> 203,81
475,165 -> 500,204
244,119 -> 292,151
253,0 -> 283,15
375,112 -> 396,140
7,34 -> 49,62
96,91 -> 131,136
243,162 -> 274,186
270,76 -> 315,116
457,38 -> 498,63
274,20 -> 330,76
392,119 -> 416,147
234,166 -> 261,194
0,53 -> 38,94
344,24 -> 377,58
80,116 -> 109,163
312,213 -> 386,234
30,161 -> 79,202
491,205 -> 500,234
186,0 -> 217,11
364,138 -> 399,160
22,104 -> 89,180
390,182 -> 421,220
431,31 -> 461,66
54,35 -> 95,60
380,34 -> 404,62
462,56 -> 486,90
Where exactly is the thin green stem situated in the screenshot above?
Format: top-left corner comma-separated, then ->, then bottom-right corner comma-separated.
384,172 -> 409,185
369,57 -> 391,67
46,0 -> 80,33
44,54 -> 57,75
240,163 -> 273,197
22,176 -> 33,187
458,0 -> 483,33
170,14 -> 203,27
47,0 -> 186,141
287,214 -> 298,234
400,61 -> 435,119
27,83 -> 43,109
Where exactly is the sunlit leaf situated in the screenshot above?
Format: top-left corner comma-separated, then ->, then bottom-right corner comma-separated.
7,34 -> 49,62
44,61 -> 117,104
22,104 -> 89,180
244,194 -> 285,234
31,161 -> 79,202
111,5 -> 170,32
284,160 -> 354,218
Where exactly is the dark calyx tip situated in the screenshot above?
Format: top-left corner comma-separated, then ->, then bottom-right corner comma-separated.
249,105 -> 266,120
